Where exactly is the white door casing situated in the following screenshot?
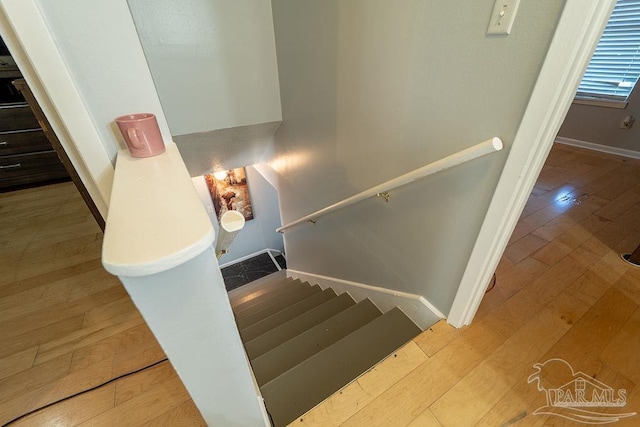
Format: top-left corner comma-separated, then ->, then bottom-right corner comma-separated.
448,0 -> 617,327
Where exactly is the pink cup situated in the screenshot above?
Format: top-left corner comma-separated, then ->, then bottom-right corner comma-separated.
115,113 -> 166,158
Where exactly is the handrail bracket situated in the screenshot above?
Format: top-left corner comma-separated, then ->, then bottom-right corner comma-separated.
377,192 -> 391,203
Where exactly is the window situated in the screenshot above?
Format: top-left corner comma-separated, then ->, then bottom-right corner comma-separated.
576,0 -> 640,106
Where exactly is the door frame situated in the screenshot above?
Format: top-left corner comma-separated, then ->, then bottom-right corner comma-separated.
447,0 -> 617,327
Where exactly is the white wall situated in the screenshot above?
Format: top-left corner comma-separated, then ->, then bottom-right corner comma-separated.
35,0 -> 172,162
127,0 -> 282,137
119,251 -> 269,426
269,0 -> 566,314
558,88 -> 640,153
192,165 -> 284,264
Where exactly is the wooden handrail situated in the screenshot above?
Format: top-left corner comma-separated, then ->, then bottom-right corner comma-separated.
277,136 -> 503,233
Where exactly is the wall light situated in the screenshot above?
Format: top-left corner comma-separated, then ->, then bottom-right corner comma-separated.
213,170 -> 228,181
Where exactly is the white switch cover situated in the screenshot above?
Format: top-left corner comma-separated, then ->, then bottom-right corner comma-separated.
486,0 -> 521,35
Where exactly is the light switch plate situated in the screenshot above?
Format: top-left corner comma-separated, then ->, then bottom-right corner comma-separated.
487,0 -> 521,35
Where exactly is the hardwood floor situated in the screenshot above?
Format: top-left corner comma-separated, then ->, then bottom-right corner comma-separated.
1,143 -> 639,426
0,182 -> 205,426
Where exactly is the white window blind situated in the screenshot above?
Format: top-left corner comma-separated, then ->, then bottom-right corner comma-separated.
576,0 -> 640,101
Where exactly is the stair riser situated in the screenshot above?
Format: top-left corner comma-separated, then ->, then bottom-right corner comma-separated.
235,285 -> 320,329
251,299 -> 382,386
261,308 -> 421,426
229,271 -> 424,427
232,279 -> 302,315
244,293 -> 356,360
239,288 -> 337,342
228,271 -> 289,307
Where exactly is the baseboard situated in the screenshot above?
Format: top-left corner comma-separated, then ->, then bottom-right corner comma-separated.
219,248 -> 283,269
286,269 -> 443,330
555,136 -> 640,159
265,250 -> 282,271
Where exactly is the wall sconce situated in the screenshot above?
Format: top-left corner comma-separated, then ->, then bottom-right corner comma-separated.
215,210 -> 245,258
213,170 -> 228,181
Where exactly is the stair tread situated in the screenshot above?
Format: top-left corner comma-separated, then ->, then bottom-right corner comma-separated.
244,292 -> 356,360
240,288 -> 338,342
229,272 -> 290,308
234,283 -> 319,329
251,299 -> 382,386
232,278 -> 302,315
261,307 -> 421,426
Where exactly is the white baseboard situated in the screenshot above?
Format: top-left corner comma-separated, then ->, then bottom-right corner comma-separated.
286,269 -> 443,330
265,250 -> 281,271
218,248 -> 283,269
555,137 -> 640,159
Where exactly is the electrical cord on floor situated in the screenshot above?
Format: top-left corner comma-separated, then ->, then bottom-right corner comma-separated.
2,358 -> 169,427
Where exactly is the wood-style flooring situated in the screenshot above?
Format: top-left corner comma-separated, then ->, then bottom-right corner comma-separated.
1,143 -> 639,426
0,182 -> 205,426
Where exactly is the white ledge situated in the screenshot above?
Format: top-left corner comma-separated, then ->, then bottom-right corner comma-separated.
102,143 -> 215,277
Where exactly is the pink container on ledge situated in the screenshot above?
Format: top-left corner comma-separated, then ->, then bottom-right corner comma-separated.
115,113 -> 166,158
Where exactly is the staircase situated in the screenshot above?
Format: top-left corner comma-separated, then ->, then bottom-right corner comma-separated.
228,271 -> 423,426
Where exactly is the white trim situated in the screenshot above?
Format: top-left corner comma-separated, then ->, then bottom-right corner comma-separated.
277,137 -> 503,233
266,250 -> 282,271
448,0 -> 617,328
218,248 -> 283,269
287,269 -> 443,330
572,97 -> 628,109
0,0 -> 113,214
555,137 -> 640,160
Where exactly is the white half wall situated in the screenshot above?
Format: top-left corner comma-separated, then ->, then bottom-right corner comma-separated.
119,250 -> 269,426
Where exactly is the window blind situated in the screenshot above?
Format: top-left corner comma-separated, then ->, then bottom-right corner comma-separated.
576,0 -> 640,101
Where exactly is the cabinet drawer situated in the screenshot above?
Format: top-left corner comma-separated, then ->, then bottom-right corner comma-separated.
0,103 -> 40,132
0,129 -> 50,155
0,151 -> 67,180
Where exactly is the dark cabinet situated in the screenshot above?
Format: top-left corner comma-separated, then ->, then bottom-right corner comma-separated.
0,70 -> 68,189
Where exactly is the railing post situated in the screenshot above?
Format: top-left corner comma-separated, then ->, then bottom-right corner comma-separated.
102,145 -> 270,425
